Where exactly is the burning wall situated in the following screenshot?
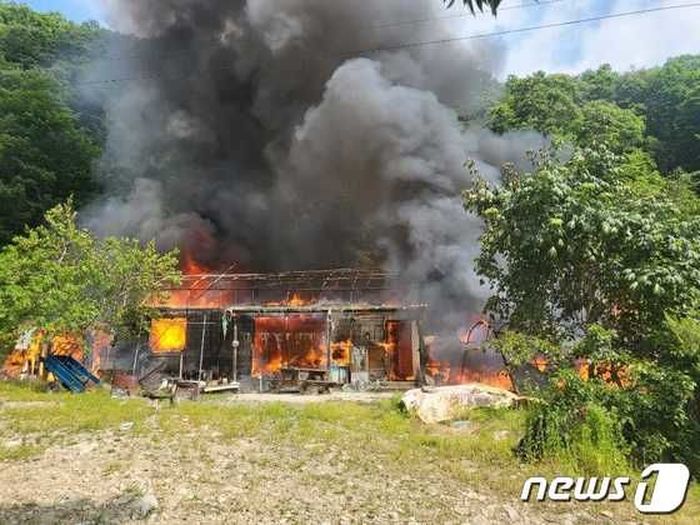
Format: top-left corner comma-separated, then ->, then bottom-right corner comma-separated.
251,315 -> 328,376
153,269 -> 398,310
139,267 -> 518,391
231,305 -> 424,386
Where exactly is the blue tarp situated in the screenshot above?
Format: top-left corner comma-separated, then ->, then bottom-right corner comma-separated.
45,355 -> 100,393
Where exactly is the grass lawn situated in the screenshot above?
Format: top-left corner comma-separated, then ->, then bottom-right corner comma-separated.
0,381 -> 697,523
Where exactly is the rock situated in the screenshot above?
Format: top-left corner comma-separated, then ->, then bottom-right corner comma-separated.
503,504 -> 519,521
493,430 -> 510,441
4,438 -> 23,448
111,387 -> 129,400
451,420 -> 473,430
401,384 -> 524,424
119,422 -> 134,432
133,492 -> 158,518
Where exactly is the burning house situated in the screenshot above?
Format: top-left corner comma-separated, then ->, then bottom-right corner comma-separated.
77,1 -> 546,395
105,269 -> 428,393
90,266 -> 515,395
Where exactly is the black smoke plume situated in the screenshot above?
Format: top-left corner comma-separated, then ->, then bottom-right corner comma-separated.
82,0 -> 546,334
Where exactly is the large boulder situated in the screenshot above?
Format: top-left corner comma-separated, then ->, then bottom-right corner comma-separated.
401,384 -> 522,424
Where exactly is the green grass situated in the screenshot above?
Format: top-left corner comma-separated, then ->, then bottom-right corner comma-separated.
0,443 -> 42,461
1,383 -> 698,523
0,388 -> 152,435
0,382 -> 153,460
0,380 -> 55,401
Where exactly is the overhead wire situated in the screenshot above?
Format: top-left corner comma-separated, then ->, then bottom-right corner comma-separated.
74,2 -> 700,88
93,0 -> 565,63
372,0 -> 571,29
350,2 -> 700,55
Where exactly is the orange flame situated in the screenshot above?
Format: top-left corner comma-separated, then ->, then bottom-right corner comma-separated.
151,251 -> 234,309
252,316 -> 328,377
181,251 -> 211,275
263,293 -> 313,307
288,293 -> 308,307
425,355 -> 514,390
2,331 -> 84,379
330,339 -> 352,366
155,288 -> 234,309
150,318 -> 187,353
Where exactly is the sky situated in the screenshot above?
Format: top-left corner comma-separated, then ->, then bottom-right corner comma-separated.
19,0 -> 700,77
22,0 -> 102,23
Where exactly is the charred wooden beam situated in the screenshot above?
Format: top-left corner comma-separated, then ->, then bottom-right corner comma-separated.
225,304 -> 427,315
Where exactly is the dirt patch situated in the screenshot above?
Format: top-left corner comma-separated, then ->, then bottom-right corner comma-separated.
0,391 -> 690,524
217,391 -> 397,405
0,430 -> 596,525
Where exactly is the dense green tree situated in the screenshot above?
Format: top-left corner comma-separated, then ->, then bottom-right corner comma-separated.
489,72 -> 582,139
465,148 -> 700,343
0,64 -> 99,244
0,2 -> 98,69
465,146 -> 700,471
0,4 -> 102,245
489,56 -> 700,174
0,201 -> 181,345
489,73 -> 647,155
641,56 -> 700,172
577,100 -> 645,155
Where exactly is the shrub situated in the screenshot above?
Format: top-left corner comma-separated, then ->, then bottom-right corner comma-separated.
516,371 -> 630,475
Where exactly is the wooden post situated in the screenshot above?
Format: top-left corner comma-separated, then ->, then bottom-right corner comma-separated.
198,314 -> 208,382
416,320 -> 427,386
39,340 -> 48,380
232,316 -> 239,382
325,310 -> 333,372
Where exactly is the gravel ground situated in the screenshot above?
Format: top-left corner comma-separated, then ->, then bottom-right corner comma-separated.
0,428 -> 599,524
0,393 -> 687,524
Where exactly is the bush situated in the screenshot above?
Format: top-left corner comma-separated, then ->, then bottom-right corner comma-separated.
516,357 -> 699,476
612,360 -> 698,473
516,371 -> 630,475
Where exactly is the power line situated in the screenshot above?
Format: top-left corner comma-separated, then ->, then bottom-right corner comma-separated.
76,2 -> 700,88
373,0 -> 570,29
93,0 -> 562,63
350,2 -> 700,55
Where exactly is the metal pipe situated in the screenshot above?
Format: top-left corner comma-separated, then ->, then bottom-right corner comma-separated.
132,343 -> 140,376
198,313 -> 208,382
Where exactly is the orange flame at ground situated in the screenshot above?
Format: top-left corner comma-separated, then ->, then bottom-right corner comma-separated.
426,355 -> 514,390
